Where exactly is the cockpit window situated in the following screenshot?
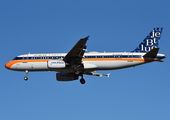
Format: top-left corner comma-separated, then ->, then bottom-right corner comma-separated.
13,57 -> 17,60
13,57 -> 22,60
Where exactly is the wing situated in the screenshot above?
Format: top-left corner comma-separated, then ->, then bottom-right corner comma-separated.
63,36 -> 89,65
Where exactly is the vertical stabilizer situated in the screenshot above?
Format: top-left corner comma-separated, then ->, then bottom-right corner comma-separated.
133,27 -> 163,53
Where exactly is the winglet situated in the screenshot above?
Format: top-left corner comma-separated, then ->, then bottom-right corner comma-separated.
85,36 -> 90,40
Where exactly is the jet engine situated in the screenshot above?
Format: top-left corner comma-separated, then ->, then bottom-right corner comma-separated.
56,73 -> 79,81
47,60 -> 66,68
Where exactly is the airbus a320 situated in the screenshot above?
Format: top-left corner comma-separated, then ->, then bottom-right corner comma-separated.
5,27 -> 166,84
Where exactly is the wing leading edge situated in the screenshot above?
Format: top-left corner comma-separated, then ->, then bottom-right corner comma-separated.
64,36 -> 89,64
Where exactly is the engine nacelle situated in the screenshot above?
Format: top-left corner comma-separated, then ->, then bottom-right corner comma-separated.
47,60 -> 66,68
56,73 -> 79,81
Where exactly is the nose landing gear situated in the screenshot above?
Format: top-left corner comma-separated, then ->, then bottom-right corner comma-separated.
24,70 -> 29,81
24,76 -> 28,81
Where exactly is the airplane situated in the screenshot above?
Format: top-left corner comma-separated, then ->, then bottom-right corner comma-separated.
5,27 -> 166,84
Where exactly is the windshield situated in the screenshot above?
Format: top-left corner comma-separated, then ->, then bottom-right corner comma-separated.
13,57 -> 18,60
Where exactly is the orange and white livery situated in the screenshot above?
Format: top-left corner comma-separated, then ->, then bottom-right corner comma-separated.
5,28 -> 166,84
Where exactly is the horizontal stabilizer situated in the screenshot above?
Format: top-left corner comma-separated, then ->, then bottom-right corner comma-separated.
157,59 -> 164,62
143,48 -> 159,58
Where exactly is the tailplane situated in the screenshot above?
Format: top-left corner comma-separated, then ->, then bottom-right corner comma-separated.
143,48 -> 159,58
143,48 -> 165,62
133,27 -> 163,53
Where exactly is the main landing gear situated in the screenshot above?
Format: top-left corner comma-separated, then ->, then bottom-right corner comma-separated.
80,75 -> 85,84
80,78 -> 85,84
75,70 -> 86,84
24,70 -> 29,81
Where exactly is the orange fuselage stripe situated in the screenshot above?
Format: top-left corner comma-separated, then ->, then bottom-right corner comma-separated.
6,58 -> 156,69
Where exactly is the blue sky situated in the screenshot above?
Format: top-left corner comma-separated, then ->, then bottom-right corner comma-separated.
0,0 -> 170,120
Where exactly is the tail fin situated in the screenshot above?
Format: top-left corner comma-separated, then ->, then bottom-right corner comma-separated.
133,27 -> 163,53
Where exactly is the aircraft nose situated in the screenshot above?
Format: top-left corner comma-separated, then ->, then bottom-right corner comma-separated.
5,62 -> 12,69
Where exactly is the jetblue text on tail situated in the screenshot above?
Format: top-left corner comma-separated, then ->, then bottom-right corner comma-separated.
133,27 -> 163,52
5,27 -> 166,84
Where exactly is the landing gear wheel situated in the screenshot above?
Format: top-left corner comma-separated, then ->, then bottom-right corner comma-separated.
80,78 -> 85,84
24,70 -> 29,81
24,76 -> 28,81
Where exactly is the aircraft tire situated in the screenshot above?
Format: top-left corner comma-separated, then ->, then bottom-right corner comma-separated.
24,76 -> 28,81
80,78 -> 85,84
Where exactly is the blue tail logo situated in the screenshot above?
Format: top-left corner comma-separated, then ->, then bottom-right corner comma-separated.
133,27 -> 163,53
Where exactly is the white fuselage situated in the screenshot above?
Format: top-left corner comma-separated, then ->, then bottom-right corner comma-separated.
5,51 -> 165,73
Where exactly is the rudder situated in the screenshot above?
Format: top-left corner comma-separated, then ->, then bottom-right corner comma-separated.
133,27 -> 163,53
